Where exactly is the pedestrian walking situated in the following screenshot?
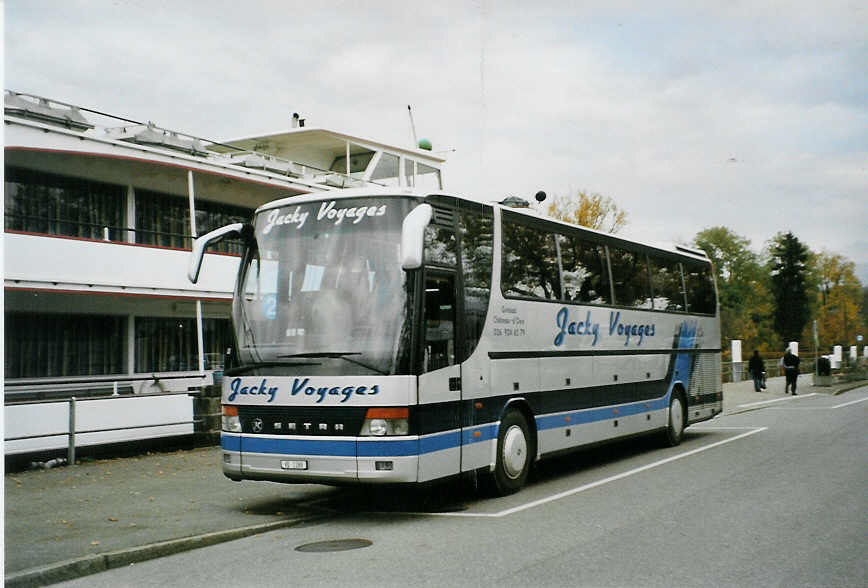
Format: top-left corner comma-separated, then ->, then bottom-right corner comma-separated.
782,348 -> 800,395
748,350 -> 765,392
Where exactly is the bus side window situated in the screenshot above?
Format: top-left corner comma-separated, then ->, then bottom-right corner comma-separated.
501,219 -> 560,300
648,255 -> 685,311
458,207 -> 493,362
423,273 -> 456,372
683,262 -> 716,314
609,246 -> 652,308
558,234 -> 611,305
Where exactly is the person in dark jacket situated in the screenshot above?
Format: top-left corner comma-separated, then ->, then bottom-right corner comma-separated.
748,350 -> 765,392
782,348 -> 801,395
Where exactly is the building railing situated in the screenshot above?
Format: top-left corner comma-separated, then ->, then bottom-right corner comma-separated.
3,392 -> 203,466
4,373 -> 209,403
723,358 -> 816,383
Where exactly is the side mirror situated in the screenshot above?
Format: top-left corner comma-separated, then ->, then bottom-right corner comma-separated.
400,203 -> 433,270
188,223 -> 245,283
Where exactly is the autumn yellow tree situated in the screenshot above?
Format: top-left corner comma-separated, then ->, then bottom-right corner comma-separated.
544,191 -> 628,233
810,251 -> 865,349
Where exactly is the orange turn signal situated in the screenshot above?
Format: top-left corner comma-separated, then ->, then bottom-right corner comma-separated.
223,405 -> 238,417
365,407 -> 409,420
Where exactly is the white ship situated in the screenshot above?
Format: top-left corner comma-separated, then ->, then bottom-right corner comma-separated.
3,90 -> 445,457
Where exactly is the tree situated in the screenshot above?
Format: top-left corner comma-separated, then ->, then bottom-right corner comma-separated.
811,251 -> 865,348
768,232 -> 811,345
863,286 -> 868,334
545,191 -> 628,233
693,227 -> 779,353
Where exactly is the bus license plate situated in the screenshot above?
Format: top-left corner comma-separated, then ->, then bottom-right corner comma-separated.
281,460 -> 308,470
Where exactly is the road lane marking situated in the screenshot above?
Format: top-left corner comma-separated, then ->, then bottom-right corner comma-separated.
767,394 -> 868,410
831,396 -> 868,409
737,393 -> 817,409
687,426 -> 762,430
413,426 -> 767,519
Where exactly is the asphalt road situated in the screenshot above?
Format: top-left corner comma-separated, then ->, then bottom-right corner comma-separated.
57,386 -> 867,588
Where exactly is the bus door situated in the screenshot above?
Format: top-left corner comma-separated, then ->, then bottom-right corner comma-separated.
417,270 -> 462,482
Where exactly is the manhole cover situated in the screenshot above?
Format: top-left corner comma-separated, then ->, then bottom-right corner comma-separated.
295,538 -> 373,553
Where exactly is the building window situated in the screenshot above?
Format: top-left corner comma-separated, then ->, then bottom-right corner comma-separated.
135,317 -> 233,372
135,190 -> 250,254
5,313 -> 124,378
370,153 -> 400,186
4,166 -> 126,240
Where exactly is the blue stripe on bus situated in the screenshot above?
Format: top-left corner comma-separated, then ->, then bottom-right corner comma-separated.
221,430 -> 464,458
223,397 -> 668,458
462,423 -> 498,445
239,436 -> 358,457
535,397 -> 668,431
221,434 -> 241,451
357,438 -> 420,457
420,430 -> 462,454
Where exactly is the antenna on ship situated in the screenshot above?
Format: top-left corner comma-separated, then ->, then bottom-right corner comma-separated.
407,105 -> 433,151
407,105 -> 418,145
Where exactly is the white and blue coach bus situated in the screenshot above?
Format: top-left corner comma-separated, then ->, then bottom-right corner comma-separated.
188,189 -> 722,495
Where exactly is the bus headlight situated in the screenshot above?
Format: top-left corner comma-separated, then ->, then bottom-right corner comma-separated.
360,408 -> 409,436
222,405 -> 242,432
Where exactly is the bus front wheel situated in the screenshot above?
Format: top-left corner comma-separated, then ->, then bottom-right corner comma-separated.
488,409 -> 532,495
663,390 -> 686,446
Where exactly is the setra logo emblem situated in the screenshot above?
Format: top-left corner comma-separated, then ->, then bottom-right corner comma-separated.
252,418 -> 264,433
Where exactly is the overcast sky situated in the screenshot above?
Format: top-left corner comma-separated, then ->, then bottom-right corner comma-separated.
5,0 -> 867,282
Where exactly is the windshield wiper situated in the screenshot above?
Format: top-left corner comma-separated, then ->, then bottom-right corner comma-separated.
279,352 -> 361,358
224,361 -> 321,376
278,352 -> 388,375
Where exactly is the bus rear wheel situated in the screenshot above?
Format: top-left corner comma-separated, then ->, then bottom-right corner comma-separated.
488,409 -> 532,496
663,390 -> 686,446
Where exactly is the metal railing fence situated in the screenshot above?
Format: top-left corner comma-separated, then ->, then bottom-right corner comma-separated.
4,373 -> 208,403
4,392 -> 203,466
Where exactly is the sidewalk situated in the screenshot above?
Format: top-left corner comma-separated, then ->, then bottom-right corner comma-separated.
720,373 -> 865,415
5,377 -> 866,586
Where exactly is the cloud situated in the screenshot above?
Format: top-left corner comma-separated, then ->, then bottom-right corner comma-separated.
5,0 -> 867,284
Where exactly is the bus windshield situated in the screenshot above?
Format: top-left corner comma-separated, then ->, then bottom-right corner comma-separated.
233,196 -> 416,375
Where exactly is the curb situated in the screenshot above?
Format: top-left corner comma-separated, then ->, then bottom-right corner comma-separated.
831,380 -> 868,395
5,515 -> 322,588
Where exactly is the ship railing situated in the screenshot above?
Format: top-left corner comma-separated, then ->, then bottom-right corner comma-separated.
4,214 -> 245,254
6,89 -> 386,189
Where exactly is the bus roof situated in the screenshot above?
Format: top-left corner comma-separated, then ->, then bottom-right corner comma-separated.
256,188 -> 710,263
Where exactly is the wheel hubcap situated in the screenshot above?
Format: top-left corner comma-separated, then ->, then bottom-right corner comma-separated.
671,397 -> 684,436
502,425 -> 528,479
